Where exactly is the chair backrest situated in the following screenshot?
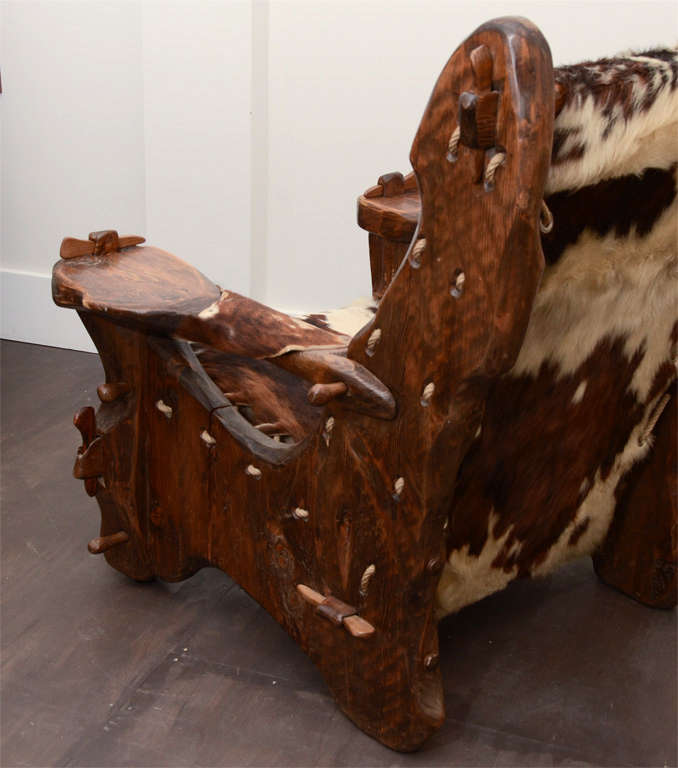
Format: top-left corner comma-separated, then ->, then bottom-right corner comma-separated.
348,18 -> 554,431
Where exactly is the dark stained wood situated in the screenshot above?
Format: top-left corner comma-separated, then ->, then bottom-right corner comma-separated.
97,381 -> 130,402
460,45 -> 500,150
356,63 -> 579,293
593,392 -> 677,608
53,244 -> 220,314
89,230 -> 121,255
60,233 -> 145,260
358,173 -> 419,298
73,406 -> 98,496
73,405 -> 96,447
52,18 -> 556,752
197,347 -> 323,443
357,182 -> 420,244
73,435 -> 103,479
54,247 -> 395,419
307,381 -> 348,405
377,172 -> 405,197
276,349 -> 395,419
340,20 -> 553,748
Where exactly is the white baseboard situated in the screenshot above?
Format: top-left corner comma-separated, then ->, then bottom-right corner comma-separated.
0,269 -> 96,353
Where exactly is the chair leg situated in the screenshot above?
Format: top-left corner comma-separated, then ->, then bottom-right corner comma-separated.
308,613 -> 444,752
593,391 -> 677,609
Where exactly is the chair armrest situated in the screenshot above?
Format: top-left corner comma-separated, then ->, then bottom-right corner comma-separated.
357,172 -> 419,300
52,232 -> 395,419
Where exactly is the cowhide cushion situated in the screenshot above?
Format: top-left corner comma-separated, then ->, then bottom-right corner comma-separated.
301,47 -> 678,617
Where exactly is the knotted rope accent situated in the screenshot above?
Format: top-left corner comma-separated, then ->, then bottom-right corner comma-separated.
447,126 -> 461,160
421,382 -> 435,405
410,238 -> 426,268
200,430 -> 216,446
484,152 -> 506,186
366,328 -> 381,356
360,564 -> 376,597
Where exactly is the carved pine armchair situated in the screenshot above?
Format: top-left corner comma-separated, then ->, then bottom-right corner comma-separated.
52,18 -> 677,751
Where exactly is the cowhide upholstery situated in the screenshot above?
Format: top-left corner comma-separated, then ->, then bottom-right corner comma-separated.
301,48 -> 678,617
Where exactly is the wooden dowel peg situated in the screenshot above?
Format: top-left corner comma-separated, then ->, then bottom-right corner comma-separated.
60,233 -> 145,260
344,614 -> 376,638
73,406 -> 96,448
297,583 -> 324,607
88,531 -> 129,554
73,437 -> 103,479
73,406 -> 99,495
97,382 -> 130,402
296,584 -> 376,638
60,237 -> 95,260
307,381 -> 347,406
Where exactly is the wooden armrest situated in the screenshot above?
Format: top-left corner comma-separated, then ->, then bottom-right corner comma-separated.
52,233 -> 395,419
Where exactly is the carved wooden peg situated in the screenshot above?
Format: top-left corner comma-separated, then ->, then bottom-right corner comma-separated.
470,44 -> 493,89
59,232 -> 145,259
307,381 -> 348,406
296,584 -> 375,638
88,531 -> 129,554
458,43 -> 499,150
97,382 -> 130,402
377,172 -> 405,197
459,90 -> 499,149
316,595 -> 357,626
60,237 -> 96,260
73,437 -> 104,480
343,615 -> 376,638
458,91 -> 479,146
89,230 -> 120,255
296,583 -> 324,607
74,406 -> 96,448
73,406 -> 98,496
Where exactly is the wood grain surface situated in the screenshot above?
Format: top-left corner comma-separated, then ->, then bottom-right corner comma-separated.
52,17 -> 555,751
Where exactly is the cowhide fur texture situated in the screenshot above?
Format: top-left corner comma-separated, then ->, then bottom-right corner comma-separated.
302,48 -> 678,618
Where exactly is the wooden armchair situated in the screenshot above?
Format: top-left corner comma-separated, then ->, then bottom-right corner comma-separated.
52,18 -> 676,752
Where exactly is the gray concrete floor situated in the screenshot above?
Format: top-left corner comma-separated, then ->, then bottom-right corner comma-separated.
1,339 -> 676,767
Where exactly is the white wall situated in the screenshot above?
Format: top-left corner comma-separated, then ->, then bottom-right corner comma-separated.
2,0 -> 676,350
0,0 -> 252,351
141,0 -> 252,295
1,0 -> 146,350
266,0 -> 678,311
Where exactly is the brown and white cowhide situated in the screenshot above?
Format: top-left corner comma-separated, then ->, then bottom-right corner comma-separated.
303,47 -> 678,617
